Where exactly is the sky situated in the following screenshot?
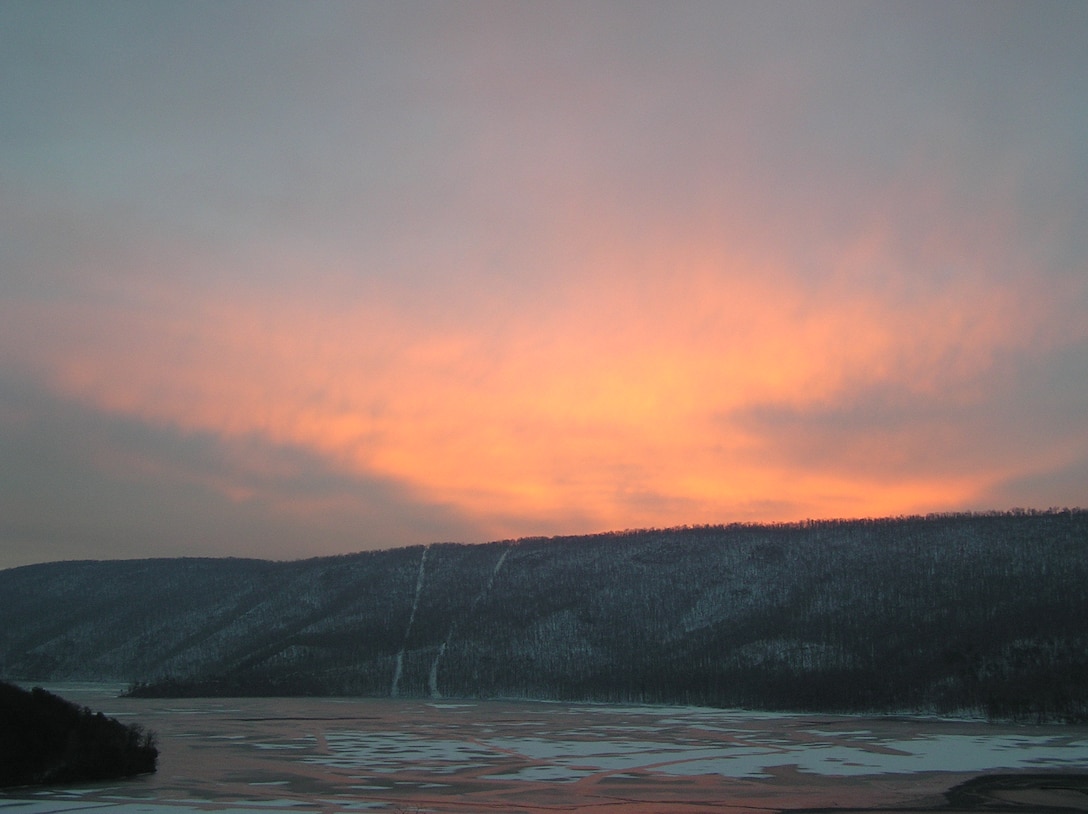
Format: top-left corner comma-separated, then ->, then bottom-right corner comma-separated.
1,1 -> 1086,569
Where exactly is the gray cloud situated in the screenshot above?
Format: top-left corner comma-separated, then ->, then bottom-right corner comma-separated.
0,373 -> 486,569
731,339 -> 1088,501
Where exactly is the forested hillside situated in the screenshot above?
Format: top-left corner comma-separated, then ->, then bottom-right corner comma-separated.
1,511 -> 1085,721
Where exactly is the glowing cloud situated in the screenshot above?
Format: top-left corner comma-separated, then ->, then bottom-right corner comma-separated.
1,2 -> 1085,564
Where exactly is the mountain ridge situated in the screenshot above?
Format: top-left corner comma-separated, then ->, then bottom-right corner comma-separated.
2,511 -> 1085,721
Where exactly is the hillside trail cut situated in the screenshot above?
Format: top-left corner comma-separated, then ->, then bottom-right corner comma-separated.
391,545 -> 429,698
429,546 -> 511,699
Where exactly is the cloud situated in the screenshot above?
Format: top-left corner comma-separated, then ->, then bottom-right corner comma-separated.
0,372 -> 483,569
3,197 -> 1082,546
1,3 -> 1086,563
731,331 -> 1088,516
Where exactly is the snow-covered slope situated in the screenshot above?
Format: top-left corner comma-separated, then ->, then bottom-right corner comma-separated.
1,512 -> 1085,720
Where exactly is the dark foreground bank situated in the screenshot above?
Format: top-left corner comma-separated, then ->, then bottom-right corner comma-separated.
796,774 -> 1088,814
0,681 -> 157,788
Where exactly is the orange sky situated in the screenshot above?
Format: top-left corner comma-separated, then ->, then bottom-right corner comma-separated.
1,3 -> 1086,566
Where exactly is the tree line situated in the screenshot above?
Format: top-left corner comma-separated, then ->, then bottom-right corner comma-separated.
4,510 -> 1086,722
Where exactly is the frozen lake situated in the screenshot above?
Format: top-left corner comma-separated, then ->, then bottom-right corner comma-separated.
2,684 -> 1087,814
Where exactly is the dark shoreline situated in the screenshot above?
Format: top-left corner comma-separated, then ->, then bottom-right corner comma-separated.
793,774 -> 1088,814
0,682 -> 158,789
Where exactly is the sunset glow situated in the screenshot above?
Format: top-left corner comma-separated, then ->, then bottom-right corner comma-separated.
2,2 -> 1086,566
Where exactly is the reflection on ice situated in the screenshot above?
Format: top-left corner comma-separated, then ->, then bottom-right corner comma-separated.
312,731 -> 501,772
3,687 -> 1088,814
